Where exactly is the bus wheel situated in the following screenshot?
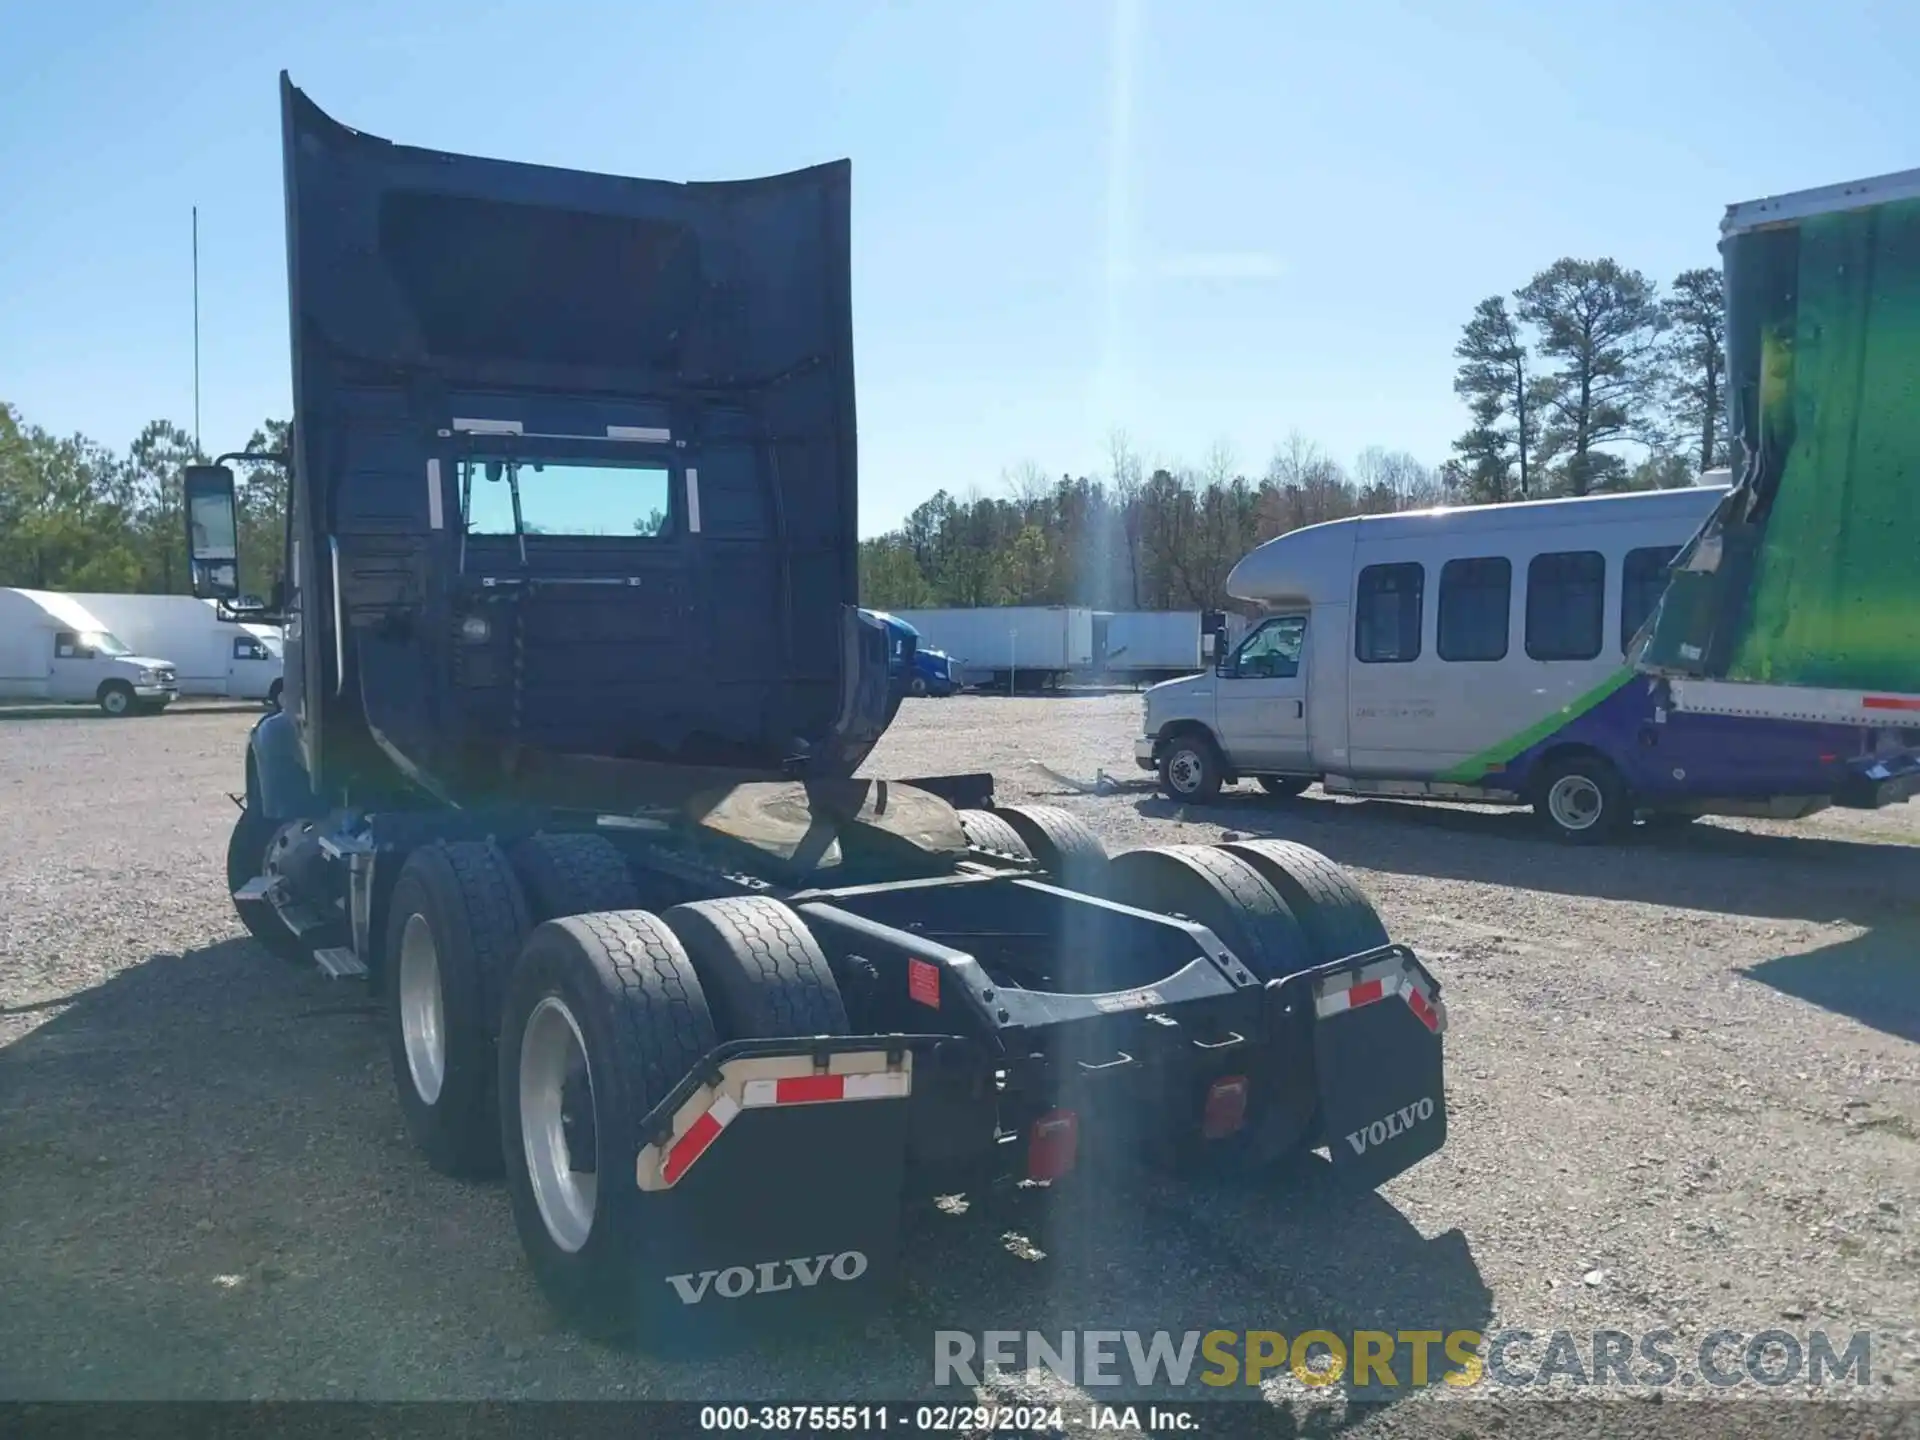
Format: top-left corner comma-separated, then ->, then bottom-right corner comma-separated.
1534,756 -> 1630,845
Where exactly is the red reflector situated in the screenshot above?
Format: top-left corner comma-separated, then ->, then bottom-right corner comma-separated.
1027,1109 -> 1079,1182
774,1074 -> 845,1105
1865,695 -> 1920,711
662,1109 -> 723,1186
1203,1075 -> 1250,1139
1406,986 -> 1439,1033
1347,978 -> 1385,1009
908,957 -> 941,1009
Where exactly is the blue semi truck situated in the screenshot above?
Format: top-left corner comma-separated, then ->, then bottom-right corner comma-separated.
866,609 -> 958,697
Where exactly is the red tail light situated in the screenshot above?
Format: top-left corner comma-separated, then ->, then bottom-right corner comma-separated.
1027,1109 -> 1079,1181
1203,1075 -> 1250,1139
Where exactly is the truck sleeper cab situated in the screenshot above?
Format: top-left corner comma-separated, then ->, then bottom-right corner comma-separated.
1138,487 -> 1920,842
186,74 -> 1452,1347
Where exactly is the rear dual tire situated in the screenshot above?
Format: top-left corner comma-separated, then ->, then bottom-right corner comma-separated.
496,894 -> 841,1337
498,910 -> 720,1338
384,841 -> 531,1179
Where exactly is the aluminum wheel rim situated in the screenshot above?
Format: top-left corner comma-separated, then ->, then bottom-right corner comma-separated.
103,689 -> 128,715
520,995 -> 597,1255
398,913 -> 447,1105
1547,774 -> 1603,831
1168,749 -> 1204,794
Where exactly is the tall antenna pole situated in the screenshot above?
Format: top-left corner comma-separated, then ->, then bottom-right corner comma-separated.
192,206 -> 201,450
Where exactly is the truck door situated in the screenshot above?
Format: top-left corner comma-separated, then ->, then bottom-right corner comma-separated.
230,634 -> 276,700
1215,615 -> 1311,771
51,632 -> 102,702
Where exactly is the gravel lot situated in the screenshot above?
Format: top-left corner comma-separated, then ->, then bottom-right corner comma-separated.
2,693 -> 1916,1429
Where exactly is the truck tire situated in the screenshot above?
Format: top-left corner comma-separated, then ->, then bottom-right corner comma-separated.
498,910 -> 719,1337
910,675 -> 929,698
97,681 -> 134,717
660,896 -> 848,1040
510,832 -> 640,921
1217,838 -> 1390,966
265,679 -> 283,712
957,809 -> 1035,862
1157,730 -> 1224,803
990,804 -> 1108,891
1533,754 -> 1631,845
1104,844 -> 1314,982
384,840 -> 531,1178
225,805 -> 305,962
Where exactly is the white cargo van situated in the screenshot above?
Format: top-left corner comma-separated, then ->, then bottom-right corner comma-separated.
1132,486 -> 1918,840
66,593 -> 285,706
0,589 -> 180,715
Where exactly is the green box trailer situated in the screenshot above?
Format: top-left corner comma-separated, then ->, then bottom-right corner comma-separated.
1638,167 -> 1920,736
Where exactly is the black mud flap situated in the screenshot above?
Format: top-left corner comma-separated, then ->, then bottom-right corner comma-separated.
628,1039 -> 923,1346
1300,946 -> 1448,1189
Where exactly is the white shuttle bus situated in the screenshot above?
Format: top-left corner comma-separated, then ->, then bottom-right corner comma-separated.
1134,484 -> 1913,841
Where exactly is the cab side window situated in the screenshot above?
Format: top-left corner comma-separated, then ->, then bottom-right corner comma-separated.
234,636 -> 270,661
1232,616 -> 1305,679
54,632 -> 92,661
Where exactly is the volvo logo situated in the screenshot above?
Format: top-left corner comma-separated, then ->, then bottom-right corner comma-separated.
665,1250 -> 869,1304
1345,1097 -> 1436,1155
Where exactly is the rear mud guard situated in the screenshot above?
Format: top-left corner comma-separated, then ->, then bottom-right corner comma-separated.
627,1035 -> 939,1344
1272,946 -> 1449,1188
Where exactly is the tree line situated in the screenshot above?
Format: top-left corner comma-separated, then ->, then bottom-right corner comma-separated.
862,256 -> 1726,612
0,404 -> 289,598
2,253 -> 1724,612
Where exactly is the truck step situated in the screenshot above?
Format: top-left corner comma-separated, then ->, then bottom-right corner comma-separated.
312,946 -> 368,980
232,876 -> 274,903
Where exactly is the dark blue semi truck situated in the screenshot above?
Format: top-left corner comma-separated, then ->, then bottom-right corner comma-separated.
182,75 -> 1451,1346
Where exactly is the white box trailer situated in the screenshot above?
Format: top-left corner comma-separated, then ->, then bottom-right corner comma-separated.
64,593 -> 284,704
887,606 -> 1094,689
0,589 -> 181,715
1095,610 -> 1206,681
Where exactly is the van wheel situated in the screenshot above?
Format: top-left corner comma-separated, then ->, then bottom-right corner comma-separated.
97,682 -> 134,717
1255,776 -> 1311,798
1534,756 -> 1630,845
385,841 -> 531,1177
499,911 -> 719,1338
1158,731 -> 1223,803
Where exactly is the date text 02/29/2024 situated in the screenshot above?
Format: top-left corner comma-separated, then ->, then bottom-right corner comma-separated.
698,1404 -> 1197,1432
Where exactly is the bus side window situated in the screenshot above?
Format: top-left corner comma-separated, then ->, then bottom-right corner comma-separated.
1437,556 -> 1511,662
1355,562 -> 1424,663
1525,551 -> 1606,661
1620,545 -> 1680,653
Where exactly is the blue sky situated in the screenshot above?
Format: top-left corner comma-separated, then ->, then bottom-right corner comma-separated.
2,0 -> 1915,535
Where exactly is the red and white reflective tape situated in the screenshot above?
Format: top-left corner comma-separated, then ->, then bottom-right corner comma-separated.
661,1094 -> 740,1186
741,1072 -> 911,1107
642,1053 -> 914,1191
1315,955 -> 1446,1035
